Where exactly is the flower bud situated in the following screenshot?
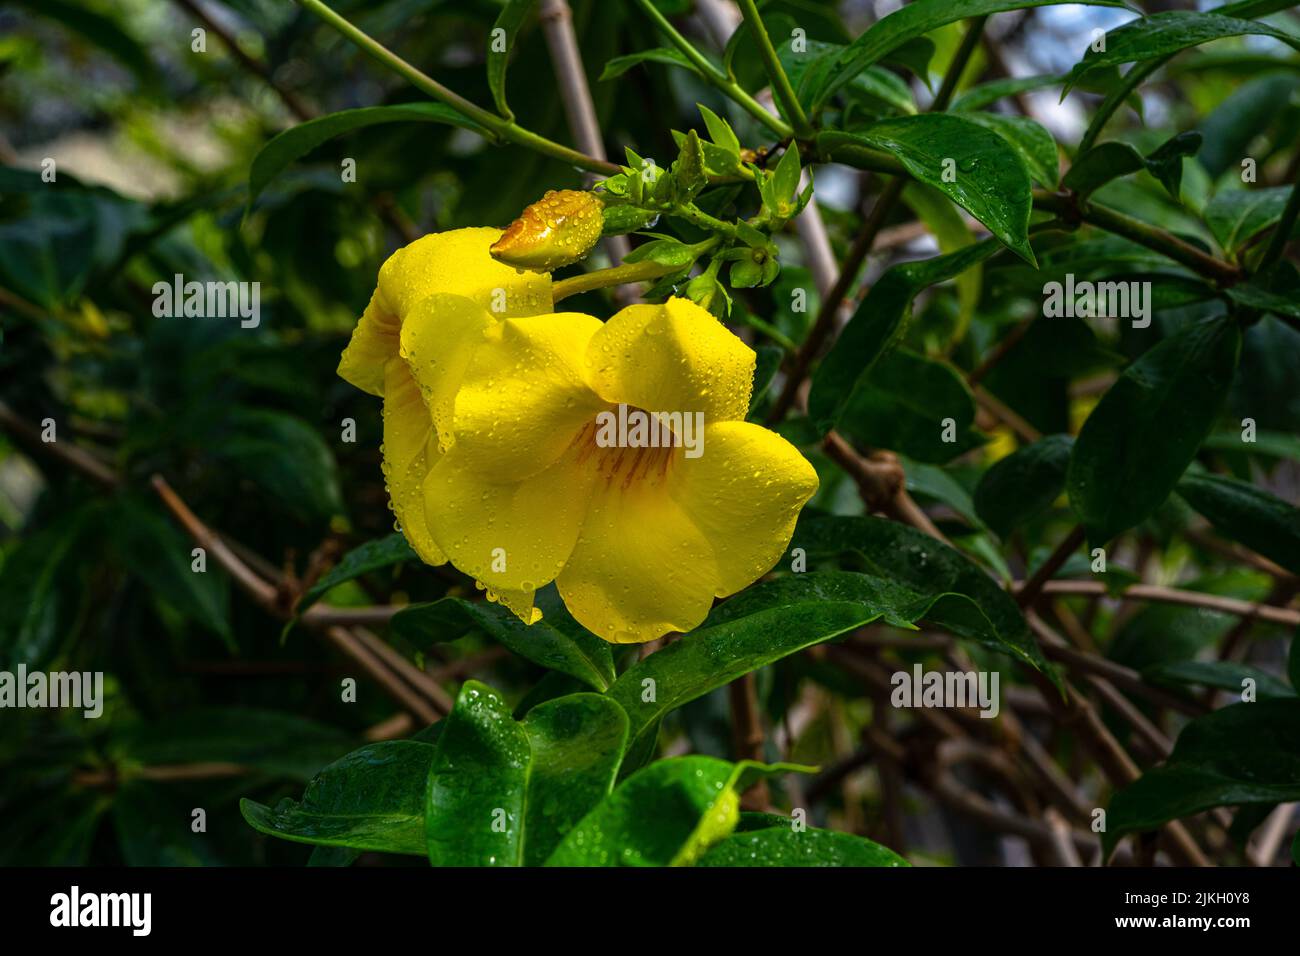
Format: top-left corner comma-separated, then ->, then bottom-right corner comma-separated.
490,189 -> 603,271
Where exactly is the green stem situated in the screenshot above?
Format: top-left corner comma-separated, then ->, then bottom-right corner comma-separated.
674,202 -> 737,238
736,0 -> 813,139
550,259 -> 680,301
1078,56 -> 1167,155
297,0 -> 618,175
931,15 -> 988,112
630,0 -> 792,140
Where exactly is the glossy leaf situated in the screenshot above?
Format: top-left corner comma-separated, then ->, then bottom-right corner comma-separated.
974,434 -> 1075,537
1177,472 -> 1300,575
954,111 -> 1059,188
392,592 -> 616,691
821,115 -> 1037,263
698,825 -> 908,867
545,756 -> 805,866
241,741 -> 435,855
1064,12 -> 1300,95
808,237 -> 1007,434
1067,316 -> 1241,545
1204,187 -> 1295,254
298,533 -> 416,612
1144,660 -> 1294,700
811,0 -> 1124,108
487,0 -> 538,120
1105,699 -> 1300,856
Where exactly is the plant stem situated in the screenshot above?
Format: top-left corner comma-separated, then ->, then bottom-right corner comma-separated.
551,259 -> 682,301
736,0 -> 813,138
630,0 -> 792,139
931,15 -> 988,112
296,0 -> 618,175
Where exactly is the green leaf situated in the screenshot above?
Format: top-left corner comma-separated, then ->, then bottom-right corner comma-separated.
697,103 -> 741,157
1105,699 -> 1300,856
974,434 -> 1075,537
838,348 -> 984,464
1064,12 -> 1300,96
297,534 -> 416,612
487,0 -> 538,120
779,38 -> 915,115
600,47 -> 698,81
790,516 -> 1052,677
1067,316 -> 1241,545
116,708 -> 354,782
900,182 -> 981,340
425,682 -> 627,866
517,693 -> 629,865
1062,142 -> 1146,199
246,104 -> 487,212
545,756 -> 805,866
1205,187 -> 1295,255
115,782 -> 223,866
391,592 -> 616,691
820,115 -> 1036,263
241,741 -> 436,855
1198,73 -> 1300,178
697,825 -> 908,866
1177,472 -> 1300,575
672,129 -> 708,204
208,409 -> 343,525
606,573 -> 900,761
954,112 -> 1059,188
808,237 -> 1008,434
811,0 -> 1125,108
1144,660 -> 1294,700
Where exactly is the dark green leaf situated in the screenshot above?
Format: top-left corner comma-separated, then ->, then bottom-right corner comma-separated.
951,75 -> 1063,111
954,112 -> 1059,188
391,592 -> 616,691
0,508 -> 92,670
1144,660 -> 1294,700
1177,472 -> 1300,575
600,47 -> 698,81
1105,699 -> 1300,856
1065,12 -> 1300,96
838,348 -> 984,464
790,516 -> 1052,677
298,534 -> 416,612
820,116 -> 1036,263
1067,316 -> 1241,544
209,409 -> 343,524
241,741 -> 435,855
811,0 -> 1124,108
487,0 -> 538,120
1205,187 -> 1295,255
974,434 -> 1075,537
808,237 -> 1007,434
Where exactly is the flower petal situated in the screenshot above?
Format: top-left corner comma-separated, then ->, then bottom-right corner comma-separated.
667,421 -> 818,596
586,297 -> 755,424
398,293 -> 494,451
452,312 -> 609,483
424,441 -> 595,597
338,227 -> 552,397
338,291 -> 398,397
378,226 -> 553,320
557,464 -> 720,644
382,357 -> 446,565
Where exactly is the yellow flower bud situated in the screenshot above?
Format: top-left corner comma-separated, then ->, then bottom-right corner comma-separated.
490,189 -> 603,271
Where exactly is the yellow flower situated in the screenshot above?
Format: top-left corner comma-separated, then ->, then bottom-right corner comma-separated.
337,228 -> 552,565
421,296 -> 819,643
